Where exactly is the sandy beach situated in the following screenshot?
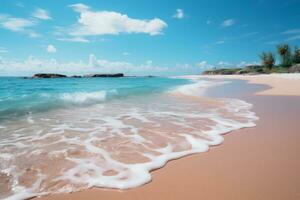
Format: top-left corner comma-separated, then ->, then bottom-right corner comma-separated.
37,74 -> 300,200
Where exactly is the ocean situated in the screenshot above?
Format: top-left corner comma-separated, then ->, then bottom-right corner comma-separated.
0,77 -> 258,200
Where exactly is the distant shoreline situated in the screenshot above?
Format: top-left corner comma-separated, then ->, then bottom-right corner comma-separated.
202,64 -> 300,75
19,73 -> 158,79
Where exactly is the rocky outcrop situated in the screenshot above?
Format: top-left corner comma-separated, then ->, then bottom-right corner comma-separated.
203,65 -> 268,75
84,73 -> 124,78
288,64 -> 300,73
30,73 -> 125,79
33,73 -> 67,78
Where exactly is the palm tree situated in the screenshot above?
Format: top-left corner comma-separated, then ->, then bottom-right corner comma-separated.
277,44 -> 292,67
260,52 -> 275,69
293,46 -> 300,64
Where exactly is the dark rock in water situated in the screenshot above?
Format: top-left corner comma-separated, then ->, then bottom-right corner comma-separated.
70,75 -> 82,78
84,73 -> 124,78
288,64 -> 300,73
33,73 -> 67,78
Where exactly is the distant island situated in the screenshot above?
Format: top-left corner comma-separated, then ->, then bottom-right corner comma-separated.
30,73 -> 125,78
203,43 -> 300,75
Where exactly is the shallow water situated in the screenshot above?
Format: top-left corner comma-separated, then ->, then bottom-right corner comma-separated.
0,77 -> 258,200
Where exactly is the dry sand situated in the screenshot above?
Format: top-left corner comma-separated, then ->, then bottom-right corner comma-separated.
38,74 -> 300,200
200,73 -> 300,96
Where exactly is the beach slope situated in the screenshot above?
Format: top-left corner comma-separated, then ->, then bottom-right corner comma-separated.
38,74 -> 300,200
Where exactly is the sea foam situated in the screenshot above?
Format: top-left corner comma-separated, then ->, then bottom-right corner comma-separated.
0,79 -> 258,200
59,91 -> 107,104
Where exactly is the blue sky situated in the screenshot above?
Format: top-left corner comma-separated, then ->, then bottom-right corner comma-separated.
0,0 -> 300,76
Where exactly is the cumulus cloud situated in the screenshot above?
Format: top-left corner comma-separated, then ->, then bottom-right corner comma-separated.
195,60 -> 259,71
32,8 -> 52,20
0,15 -> 35,31
196,61 -> 208,68
67,3 -> 167,37
221,19 -> 235,27
173,9 -> 184,19
0,55 -> 169,76
47,45 -> 57,53
0,14 -> 40,37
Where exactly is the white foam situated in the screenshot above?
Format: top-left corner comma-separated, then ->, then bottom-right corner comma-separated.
0,80 -> 258,200
172,79 -> 228,96
59,91 -> 106,104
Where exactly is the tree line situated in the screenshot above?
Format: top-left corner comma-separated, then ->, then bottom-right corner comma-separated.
260,44 -> 300,69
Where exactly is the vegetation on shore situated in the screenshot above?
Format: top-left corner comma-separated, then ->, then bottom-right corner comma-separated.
203,44 -> 300,75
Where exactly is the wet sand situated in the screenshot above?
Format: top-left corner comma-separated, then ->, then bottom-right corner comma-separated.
38,76 -> 300,200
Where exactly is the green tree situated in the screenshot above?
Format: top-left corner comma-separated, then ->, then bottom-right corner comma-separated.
260,52 -> 275,69
277,44 -> 292,67
293,46 -> 300,64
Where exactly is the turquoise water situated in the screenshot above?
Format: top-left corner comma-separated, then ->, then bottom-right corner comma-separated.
0,77 -> 191,121
0,76 -> 258,200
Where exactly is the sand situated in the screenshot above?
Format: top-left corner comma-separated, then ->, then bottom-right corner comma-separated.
200,73 -> 300,96
37,74 -> 300,200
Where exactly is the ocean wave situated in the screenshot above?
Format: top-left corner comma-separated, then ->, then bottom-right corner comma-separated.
172,79 -> 228,96
0,87 -> 258,200
59,91 -> 107,104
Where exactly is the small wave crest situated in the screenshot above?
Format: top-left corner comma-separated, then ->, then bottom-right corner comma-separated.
172,79 -> 228,97
59,91 -> 107,104
0,78 -> 259,200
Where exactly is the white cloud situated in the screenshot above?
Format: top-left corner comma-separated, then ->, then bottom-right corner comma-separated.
173,9 -> 184,19
0,55 -> 169,76
47,45 -> 57,53
217,61 -> 231,67
70,3 -> 90,12
195,60 -> 260,71
196,61 -> 207,68
221,19 -> 235,27
195,61 -> 216,70
0,14 -> 40,37
32,8 -> 52,20
282,29 -> 300,35
282,29 -> 300,41
0,15 -> 35,31
58,37 -> 90,43
67,3 -> 167,36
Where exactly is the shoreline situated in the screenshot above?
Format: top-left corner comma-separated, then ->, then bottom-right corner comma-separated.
37,74 -> 300,200
200,73 -> 300,96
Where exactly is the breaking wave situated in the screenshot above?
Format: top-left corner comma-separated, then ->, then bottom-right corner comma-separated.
0,78 -> 258,200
